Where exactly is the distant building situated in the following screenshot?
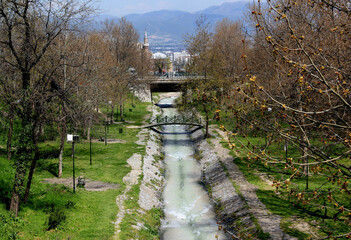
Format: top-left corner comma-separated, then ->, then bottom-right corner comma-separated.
172,51 -> 190,73
152,52 -> 171,74
143,30 -> 150,52
152,52 -> 167,59
140,32 -> 190,74
138,30 -> 153,76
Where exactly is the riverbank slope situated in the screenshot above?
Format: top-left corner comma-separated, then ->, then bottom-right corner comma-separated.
192,126 -> 296,239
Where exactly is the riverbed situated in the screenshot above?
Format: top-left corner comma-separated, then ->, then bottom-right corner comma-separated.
158,97 -> 225,240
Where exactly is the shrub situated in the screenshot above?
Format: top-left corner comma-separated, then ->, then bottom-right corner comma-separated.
0,211 -> 22,240
47,206 -> 66,230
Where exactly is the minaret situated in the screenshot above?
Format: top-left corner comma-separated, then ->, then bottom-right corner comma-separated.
143,30 -> 149,51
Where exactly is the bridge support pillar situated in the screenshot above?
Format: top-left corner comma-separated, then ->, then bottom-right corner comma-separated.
133,83 -> 151,102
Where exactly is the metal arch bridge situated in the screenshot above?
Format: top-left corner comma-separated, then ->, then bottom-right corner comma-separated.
143,115 -> 203,134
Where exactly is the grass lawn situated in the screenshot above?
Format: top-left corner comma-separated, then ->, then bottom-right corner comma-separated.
0,97 -> 152,240
211,118 -> 351,239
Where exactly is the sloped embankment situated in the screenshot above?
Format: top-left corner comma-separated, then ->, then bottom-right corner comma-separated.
192,129 -> 261,239
138,105 -> 164,210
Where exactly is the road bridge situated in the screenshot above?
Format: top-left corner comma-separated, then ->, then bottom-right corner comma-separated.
144,75 -> 203,102
133,75 -> 205,103
147,75 -> 193,92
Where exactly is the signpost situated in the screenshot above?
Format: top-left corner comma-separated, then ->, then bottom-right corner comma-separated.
67,134 -> 80,193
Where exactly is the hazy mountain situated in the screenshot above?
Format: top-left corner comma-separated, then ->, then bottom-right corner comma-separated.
95,2 -> 249,51
198,1 -> 248,18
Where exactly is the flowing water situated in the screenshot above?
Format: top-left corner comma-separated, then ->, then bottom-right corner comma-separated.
159,97 -> 225,240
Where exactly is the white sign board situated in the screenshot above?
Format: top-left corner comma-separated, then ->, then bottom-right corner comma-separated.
67,134 -> 73,142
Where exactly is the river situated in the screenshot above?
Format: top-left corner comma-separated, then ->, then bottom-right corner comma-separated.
158,97 -> 225,240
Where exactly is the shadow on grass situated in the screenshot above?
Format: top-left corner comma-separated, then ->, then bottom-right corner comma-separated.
36,159 -> 59,177
256,189 -> 350,239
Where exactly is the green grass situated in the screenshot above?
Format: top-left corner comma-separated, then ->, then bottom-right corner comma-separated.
0,95 -> 152,239
119,181 -> 163,240
181,95 -> 351,238
118,138 -> 164,240
215,134 -> 350,238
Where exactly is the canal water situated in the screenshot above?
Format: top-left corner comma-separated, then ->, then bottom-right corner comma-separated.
158,97 -> 225,240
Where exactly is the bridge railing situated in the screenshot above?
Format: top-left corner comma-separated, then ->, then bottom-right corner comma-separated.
150,115 -> 202,125
147,75 -> 205,81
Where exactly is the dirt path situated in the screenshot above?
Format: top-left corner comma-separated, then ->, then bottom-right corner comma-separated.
43,178 -> 120,191
208,125 -> 296,240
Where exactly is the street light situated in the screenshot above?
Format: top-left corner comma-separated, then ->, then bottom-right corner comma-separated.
67,134 -> 80,193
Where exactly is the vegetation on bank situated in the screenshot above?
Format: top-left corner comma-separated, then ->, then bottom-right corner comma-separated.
181,1 -> 351,239
0,98 -> 159,239
119,123 -> 165,240
190,108 -> 350,239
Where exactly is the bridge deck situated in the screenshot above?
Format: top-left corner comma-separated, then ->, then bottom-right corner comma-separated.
143,122 -> 203,128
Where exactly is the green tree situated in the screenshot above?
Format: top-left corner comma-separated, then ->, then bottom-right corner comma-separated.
0,0 -> 94,216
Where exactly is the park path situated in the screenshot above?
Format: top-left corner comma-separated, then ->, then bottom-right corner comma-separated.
208,125 -> 296,240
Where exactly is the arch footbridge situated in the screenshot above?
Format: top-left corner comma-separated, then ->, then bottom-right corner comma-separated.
143,115 -> 203,134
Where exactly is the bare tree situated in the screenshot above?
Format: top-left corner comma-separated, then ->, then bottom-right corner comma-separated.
185,15 -> 214,138
222,1 -> 351,234
102,18 -> 141,121
184,16 -> 246,137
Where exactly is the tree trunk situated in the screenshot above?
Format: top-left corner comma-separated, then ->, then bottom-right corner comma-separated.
58,115 -> 66,178
111,104 -> 114,124
10,70 -> 33,216
116,104 -> 119,121
202,102 -> 210,138
23,142 -> 39,204
7,105 -> 14,161
10,113 -> 35,216
301,133 -> 309,189
120,104 -> 124,121
9,169 -> 25,217
298,85 -> 309,189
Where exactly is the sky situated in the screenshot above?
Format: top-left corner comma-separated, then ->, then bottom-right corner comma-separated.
96,0 -> 251,17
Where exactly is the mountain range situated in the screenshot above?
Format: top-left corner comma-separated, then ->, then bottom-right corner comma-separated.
94,1 -> 249,52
